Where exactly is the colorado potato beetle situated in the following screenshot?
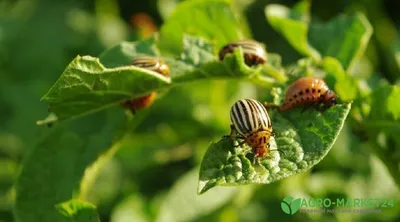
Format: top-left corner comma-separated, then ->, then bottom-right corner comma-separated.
121,57 -> 170,113
279,77 -> 337,112
229,99 -> 273,159
219,40 -> 267,66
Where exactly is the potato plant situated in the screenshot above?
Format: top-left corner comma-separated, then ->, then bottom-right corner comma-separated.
1,0 -> 398,221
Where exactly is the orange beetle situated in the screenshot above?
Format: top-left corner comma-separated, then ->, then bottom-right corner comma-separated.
121,57 -> 170,113
279,77 -> 337,111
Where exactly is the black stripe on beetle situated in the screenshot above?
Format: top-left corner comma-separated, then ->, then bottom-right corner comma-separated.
230,99 -> 272,136
219,40 -> 267,66
229,98 -> 274,160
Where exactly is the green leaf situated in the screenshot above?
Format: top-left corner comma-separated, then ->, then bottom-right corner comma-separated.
157,0 -> 183,20
101,35 -> 284,85
168,47 -> 261,83
159,0 -> 245,55
180,34 -> 216,66
321,57 -> 358,101
111,195 -> 149,222
14,108 -> 126,222
157,168 -> 237,222
198,103 -> 351,194
55,199 -> 100,222
265,1 -> 372,70
265,1 -> 321,60
309,12 -> 373,70
364,0 -> 400,82
368,86 -> 400,123
39,35 -> 286,124
165,36 -> 286,85
99,35 -> 160,68
365,85 -> 400,187
40,55 -> 171,123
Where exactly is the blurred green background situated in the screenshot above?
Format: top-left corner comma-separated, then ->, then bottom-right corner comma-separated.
1,0 -> 399,221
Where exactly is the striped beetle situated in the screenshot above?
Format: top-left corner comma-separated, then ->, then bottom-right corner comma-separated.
121,56 -> 170,113
219,40 -> 267,66
130,56 -> 170,76
229,98 -> 275,160
279,77 -> 337,112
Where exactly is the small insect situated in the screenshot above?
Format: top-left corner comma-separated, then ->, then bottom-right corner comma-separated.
121,57 -> 170,113
229,99 -> 274,160
130,56 -> 170,76
219,40 -> 267,66
279,77 -> 337,112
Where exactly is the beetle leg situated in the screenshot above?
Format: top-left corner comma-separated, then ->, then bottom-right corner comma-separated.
301,104 -> 312,113
121,100 -> 137,115
229,124 -> 235,133
316,103 -> 328,113
224,125 -> 241,145
243,146 -> 252,154
223,125 -> 242,154
256,156 -> 263,166
222,124 -> 235,139
315,96 -> 329,112
321,105 -> 330,112
252,153 -> 259,165
230,140 -> 245,154
130,108 -> 137,115
233,140 -> 246,148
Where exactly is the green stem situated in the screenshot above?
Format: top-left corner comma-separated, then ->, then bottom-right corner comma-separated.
262,64 -> 288,84
79,139 -> 122,199
250,74 -> 276,87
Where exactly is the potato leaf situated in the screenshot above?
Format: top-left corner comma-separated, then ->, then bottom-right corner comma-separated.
198,103 -> 351,194
14,108 -> 126,222
159,0 -> 245,55
40,56 -> 171,122
157,168 -> 237,222
266,1 -> 372,70
38,35 -> 286,124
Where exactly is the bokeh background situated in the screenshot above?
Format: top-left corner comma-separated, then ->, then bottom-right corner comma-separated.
1,0 -> 399,221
